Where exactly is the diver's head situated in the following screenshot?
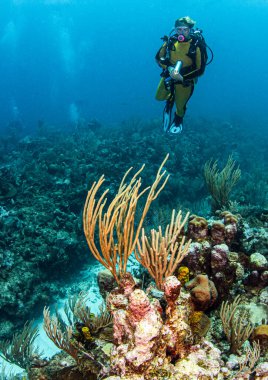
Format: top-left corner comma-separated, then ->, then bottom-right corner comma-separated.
174,16 -> 195,42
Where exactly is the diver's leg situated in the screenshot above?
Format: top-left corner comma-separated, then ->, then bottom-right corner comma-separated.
169,83 -> 194,134
174,83 -> 194,117
155,78 -> 171,100
155,78 -> 175,132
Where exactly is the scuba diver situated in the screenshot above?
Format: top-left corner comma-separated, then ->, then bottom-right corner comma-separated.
155,16 -> 212,134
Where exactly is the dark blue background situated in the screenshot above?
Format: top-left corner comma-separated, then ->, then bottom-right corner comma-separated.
0,0 -> 267,130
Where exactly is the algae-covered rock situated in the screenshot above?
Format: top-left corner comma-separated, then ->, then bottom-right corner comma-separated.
249,252 -> 268,271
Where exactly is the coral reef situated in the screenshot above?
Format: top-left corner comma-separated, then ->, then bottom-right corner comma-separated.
0,117 -> 267,379
26,161 -> 268,379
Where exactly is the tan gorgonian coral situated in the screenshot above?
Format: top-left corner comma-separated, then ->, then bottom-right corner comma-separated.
220,295 -> 254,354
135,209 -> 191,290
0,321 -> 43,371
43,306 -> 77,359
204,155 -> 241,211
83,155 -> 169,283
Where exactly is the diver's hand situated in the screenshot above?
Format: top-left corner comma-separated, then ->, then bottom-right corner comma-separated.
170,69 -> 184,82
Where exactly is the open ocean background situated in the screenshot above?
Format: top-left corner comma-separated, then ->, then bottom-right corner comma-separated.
0,0 -> 267,130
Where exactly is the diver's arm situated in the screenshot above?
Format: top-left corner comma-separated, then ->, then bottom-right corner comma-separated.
155,43 -> 168,69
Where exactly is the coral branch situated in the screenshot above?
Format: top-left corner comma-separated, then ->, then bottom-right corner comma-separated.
83,155 -> 169,283
135,209 -> 191,289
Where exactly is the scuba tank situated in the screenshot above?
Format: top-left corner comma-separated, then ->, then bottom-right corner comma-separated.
188,28 -> 214,70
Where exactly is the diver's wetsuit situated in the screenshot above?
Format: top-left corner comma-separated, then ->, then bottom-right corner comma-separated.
155,39 -> 202,119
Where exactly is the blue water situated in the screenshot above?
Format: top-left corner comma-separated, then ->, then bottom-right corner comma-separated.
0,0 -> 267,130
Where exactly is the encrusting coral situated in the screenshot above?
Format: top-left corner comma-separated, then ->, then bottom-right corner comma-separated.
107,275 -> 164,375
105,273 -> 223,379
177,265 -> 190,285
182,211 -> 242,300
187,215 -> 208,241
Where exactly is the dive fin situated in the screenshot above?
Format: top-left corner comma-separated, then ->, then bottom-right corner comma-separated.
169,123 -> 183,134
168,114 -> 183,134
163,99 -> 174,132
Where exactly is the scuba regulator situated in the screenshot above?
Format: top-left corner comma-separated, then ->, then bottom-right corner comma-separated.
177,33 -> 186,42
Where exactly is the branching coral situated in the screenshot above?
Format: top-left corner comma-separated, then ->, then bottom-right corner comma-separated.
43,293 -> 114,377
43,307 -> 78,360
61,291 -> 113,337
220,295 -> 254,354
135,209 -> 191,289
0,321 -> 43,371
83,155 -> 170,284
204,155 -> 241,211
43,291 -> 113,358
234,341 -> 261,379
